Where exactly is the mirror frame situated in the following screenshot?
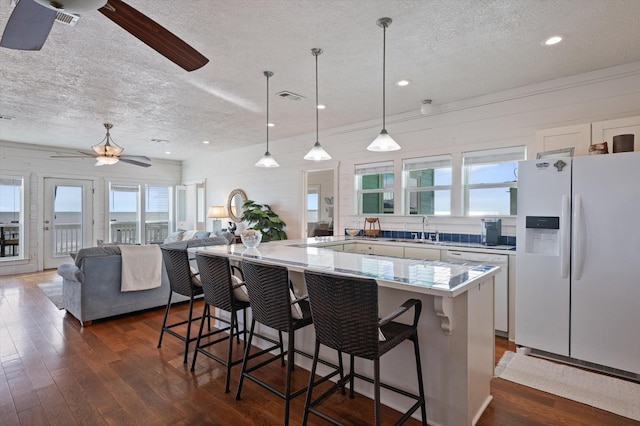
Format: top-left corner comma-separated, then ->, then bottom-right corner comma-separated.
227,188 -> 248,222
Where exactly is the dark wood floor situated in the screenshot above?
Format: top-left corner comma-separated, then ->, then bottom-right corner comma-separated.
0,271 -> 637,425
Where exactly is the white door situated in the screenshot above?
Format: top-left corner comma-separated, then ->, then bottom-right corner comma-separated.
515,158 -> 572,356
571,152 -> 640,373
44,178 -> 94,269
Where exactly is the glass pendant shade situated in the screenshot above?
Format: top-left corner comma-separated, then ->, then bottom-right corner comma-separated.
96,155 -> 119,165
368,17 -> 401,152
304,141 -> 331,160
304,48 -> 331,161
367,129 -> 401,151
255,151 -> 279,167
256,71 -> 279,168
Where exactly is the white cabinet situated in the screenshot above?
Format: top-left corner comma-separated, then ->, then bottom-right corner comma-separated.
535,123 -> 591,157
535,116 -> 640,158
404,246 -> 441,261
591,116 -> 640,152
371,244 -> 404,257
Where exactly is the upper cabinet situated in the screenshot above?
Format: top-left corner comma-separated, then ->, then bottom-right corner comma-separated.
535,123 -> 591,157
535,116 -> 640,157
591,116 -> 640,153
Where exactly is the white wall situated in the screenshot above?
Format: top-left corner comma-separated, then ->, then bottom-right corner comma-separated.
184,61 -> 640,240
0,141 -> 182,275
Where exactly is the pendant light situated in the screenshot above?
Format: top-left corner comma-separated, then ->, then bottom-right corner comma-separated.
304,48 -> 331,161
255,71 -> 279,168
367,17 -> 401,152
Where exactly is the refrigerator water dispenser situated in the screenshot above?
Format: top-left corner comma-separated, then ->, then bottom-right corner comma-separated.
524,216 -> 560,255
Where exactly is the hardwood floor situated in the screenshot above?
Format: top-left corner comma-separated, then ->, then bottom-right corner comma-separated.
1,271 -> 637,425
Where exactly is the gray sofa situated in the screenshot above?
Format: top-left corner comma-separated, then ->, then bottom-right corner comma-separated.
57,236 -> 229,326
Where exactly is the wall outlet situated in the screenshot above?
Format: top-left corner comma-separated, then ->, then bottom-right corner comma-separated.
403,223 -> 407,230
29,253 -> 35,259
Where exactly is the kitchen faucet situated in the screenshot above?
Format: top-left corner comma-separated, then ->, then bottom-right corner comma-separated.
421,216 -> 428,240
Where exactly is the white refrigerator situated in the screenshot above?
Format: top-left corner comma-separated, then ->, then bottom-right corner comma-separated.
516,151 -> 640,375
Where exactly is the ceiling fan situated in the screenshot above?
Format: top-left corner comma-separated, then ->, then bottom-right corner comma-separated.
0,0 -> 208,71
51,123 -> 152,167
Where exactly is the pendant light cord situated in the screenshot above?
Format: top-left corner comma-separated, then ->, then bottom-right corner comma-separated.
382,22 -> 386,130
315,51 -> 319,142
266,71 -> 270,152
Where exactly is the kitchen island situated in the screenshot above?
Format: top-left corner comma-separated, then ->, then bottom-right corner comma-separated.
195,237 -> 499,426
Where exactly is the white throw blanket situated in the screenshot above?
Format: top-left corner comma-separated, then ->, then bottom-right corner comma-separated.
119,245 -> 162,292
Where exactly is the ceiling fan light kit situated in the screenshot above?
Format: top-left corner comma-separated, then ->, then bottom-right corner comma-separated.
304,48 -> 331,161
255,71 -> 280,168
367,17 -> 401,152
50,122 -> 151,167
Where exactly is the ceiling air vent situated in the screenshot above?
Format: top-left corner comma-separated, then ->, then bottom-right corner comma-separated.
55,11 -> 79,26
276,91 -> 305,101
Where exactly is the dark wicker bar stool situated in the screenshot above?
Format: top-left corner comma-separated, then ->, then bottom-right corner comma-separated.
302,270 -> 427,426
158,246 -> 208,364
190,252 -> 250,392
236,259 -> 342,426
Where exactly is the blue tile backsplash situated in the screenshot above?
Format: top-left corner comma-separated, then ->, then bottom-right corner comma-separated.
344,229 -> 516,246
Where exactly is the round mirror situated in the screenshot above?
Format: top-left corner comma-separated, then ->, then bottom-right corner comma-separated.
227,188 -> 248,223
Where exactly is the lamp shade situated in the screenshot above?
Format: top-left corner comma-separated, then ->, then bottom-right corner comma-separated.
207,205 -> 227,218
367,129 -> 401,152
304,141 -> 331,161
255,151 -> 279,167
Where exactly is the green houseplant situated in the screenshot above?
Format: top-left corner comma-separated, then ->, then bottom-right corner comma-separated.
240,200 -> 287,242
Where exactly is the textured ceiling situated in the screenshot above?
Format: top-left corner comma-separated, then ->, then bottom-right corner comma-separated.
2,0 -> 640,161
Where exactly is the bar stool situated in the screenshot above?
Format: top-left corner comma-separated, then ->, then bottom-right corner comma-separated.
236,259 -> 342,426
302,270 -> 427,426
158,246 -> 209,364
190,252 -> 250,393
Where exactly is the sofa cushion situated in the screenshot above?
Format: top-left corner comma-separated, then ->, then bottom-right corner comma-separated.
164,230 -> 185,243
193,231 -> 211,239
161,236 -> 229,250
74,246 -> 122,268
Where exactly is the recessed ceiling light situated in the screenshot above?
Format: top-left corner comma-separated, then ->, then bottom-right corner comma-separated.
165,151 -> 171,155
202,140 -> 210,144
396,80 -> 410,86
543,35 -> 564,46
317,104 -> 326,109
267,123 -> 275,127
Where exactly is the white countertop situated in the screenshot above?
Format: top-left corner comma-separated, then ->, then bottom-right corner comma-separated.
194,237 -> 500,298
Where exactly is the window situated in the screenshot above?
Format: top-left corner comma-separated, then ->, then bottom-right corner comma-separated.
109,183 -> 140,243
307,185 -> 319,223
403,155 -> 452,215
355,161 -> 394,214
109,183 -> 174,244
462,146 -> 525,216
145,185 -> 172,244
0,176 -> 23,260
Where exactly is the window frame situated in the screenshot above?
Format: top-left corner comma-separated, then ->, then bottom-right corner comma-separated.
403,154 -> 453,216
0,175 -> 25,261
461,146 -> 526,216
355,161 -> 395,215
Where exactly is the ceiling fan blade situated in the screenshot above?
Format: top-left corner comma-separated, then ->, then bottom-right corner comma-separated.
98,0 -> 209,71
119,155 -> 152,167
1,0 -> 57,50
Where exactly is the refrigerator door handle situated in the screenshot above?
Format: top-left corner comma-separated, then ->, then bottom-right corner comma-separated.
561,194 -> 570,279
572,194 -> 585,281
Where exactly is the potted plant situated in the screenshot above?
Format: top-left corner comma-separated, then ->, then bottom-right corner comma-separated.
240,200 -> 287,242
